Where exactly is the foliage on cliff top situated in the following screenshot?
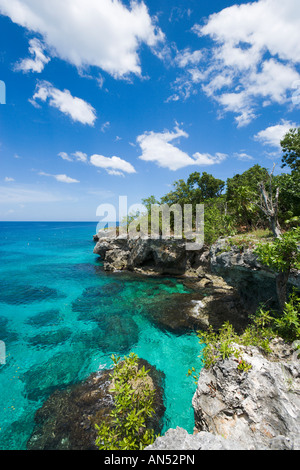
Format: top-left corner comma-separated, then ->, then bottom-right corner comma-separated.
138,127 -> 299,245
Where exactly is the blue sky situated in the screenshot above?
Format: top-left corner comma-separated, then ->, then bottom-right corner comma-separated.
0,0 -> 299,221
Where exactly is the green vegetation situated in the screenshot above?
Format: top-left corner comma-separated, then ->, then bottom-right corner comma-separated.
197,315 -> 273,372
129,127 -> 299,246
95,353 -> 157,450
193,289 -> 300,375
255,228 -> 300,311
99,128 -> 300,445
184,127 -> 299,375
281,127 -> 300,172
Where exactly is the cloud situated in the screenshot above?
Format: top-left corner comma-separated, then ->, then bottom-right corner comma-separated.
31,81 -> 97,125
14,38 -> 50,73
100,121 -> 111,133
58,151 -> 88,163
137,126 -> 226,171
0,186 -> 62,204
0,0 -> 164,78
58,152 -> 73,162
174,48 -> 202,68
254,119 -> 297,148
106,170 -> 126,177
171,0 -> 300,126
234,152 -> 254,161
4,177 -> 15,182
90,154 -> 136,176
39,171 -> 80,183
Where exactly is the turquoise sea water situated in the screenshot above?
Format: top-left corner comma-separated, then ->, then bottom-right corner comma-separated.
0,222 -> 203,450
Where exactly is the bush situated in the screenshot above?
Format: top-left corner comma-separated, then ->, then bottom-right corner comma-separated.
95,353 -> 157,450
197,312 -> 276,371
274,289 -> 300,342
196,291 -> 300,375
254,227 -> 300,311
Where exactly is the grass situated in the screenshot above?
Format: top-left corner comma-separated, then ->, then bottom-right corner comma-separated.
225,229 -> 274,251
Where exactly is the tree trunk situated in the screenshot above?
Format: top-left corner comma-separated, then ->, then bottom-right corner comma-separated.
271,217 -> 282,239
257,164 -> 282,239
275,270 -> 290,312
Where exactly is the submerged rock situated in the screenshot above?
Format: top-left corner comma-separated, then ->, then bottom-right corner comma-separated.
27,328 -> 72,349
0,315 -> 18,344
0,283 -> 65,305
25,309 -> 62,328
21,350 -> 89,401
27,359 -> 165,450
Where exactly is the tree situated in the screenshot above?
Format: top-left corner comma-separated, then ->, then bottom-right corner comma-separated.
226,165 -> 269,229
281,128 -> 300,172
141,195 -> 159,212
256,164 -> 282,239
161,172 -> 225,208
186,171 -> 225,202
254,228 -> 300,312
274,171 -> 300,227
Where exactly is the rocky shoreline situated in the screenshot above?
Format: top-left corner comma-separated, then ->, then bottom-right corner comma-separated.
93,231 -> 300,450
26,232 -> 300,450
93,231 -> 300,316
147,338 -> 300,451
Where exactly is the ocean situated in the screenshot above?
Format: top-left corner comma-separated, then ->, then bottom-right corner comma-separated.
0,222 -> 203,450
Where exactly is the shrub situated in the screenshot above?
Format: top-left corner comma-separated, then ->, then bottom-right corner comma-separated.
273,289 -> 300,342
254,227 -> 300,311
95,353 -> 157,450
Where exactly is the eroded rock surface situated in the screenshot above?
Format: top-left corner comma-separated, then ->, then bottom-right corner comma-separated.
192,339 -> 300,450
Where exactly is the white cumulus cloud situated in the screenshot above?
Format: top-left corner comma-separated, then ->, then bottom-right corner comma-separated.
31,81 -> 97,126
171,0 -> 300,126
90,154 -> 136,176
39,171 -> 80,184
137,126 -> 226,171
254,119 -> 297,148
14,38 -> 50,73
0,0 -> 164,78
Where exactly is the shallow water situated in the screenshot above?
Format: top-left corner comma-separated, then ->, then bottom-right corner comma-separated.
0,222 -> 203,450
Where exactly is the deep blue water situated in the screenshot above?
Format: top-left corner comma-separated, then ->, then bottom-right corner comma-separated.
0,222 -> 203,450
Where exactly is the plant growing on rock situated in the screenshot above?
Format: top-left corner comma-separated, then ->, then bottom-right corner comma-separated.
273,289 -> 300,342
197,313 -> 276,372
95,353 -> 157,451
254,227 -> 300,312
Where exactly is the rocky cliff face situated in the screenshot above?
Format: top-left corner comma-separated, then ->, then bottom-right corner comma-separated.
192,339 -> 300,450
209,238 -> 300,313
93,231 -> 210,276
93,232 -> 300,450
147,339 -> 300,451
94,232 -> 299,314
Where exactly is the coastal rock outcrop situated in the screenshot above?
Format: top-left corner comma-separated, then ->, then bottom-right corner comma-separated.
209,238 -> 300,312
145,426 -> 244,450
93,231 -> 210,276
146,339 -> 300,451
192,339 -> 300,450
93,232 -> 299,316
27,359 -> 165,450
